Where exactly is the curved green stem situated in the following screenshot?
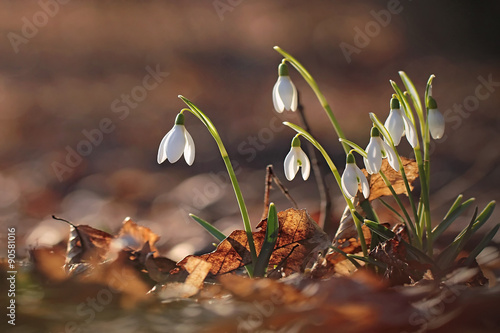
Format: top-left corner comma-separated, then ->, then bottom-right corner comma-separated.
283,121 -> 368,256
179,96 -> 258,274
274,46 -> 349,154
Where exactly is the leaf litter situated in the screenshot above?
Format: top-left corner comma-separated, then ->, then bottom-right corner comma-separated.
6,160 -> 500,332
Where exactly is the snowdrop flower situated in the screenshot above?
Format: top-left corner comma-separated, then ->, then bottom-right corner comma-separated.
157,113 -> 195,165
284,135 -> 310,181
272,62 -> 297,113
341,153 -> 370,199
427,96 -> 445,139
384,97 -> 418,148
364,127 -> 399,174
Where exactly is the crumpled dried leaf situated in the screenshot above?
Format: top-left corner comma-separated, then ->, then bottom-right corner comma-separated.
159,257 -> 212,299
362,157 -> 419,202
116,217 -> 160,254
65,223 -> 113,266
176,208 -> 329,277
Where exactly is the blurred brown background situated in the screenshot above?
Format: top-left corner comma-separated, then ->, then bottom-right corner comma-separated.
1,0 -> 499,259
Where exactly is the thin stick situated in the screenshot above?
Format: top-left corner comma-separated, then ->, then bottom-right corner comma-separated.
296,93 -> 333,233
261,165 -> 273,221
261,165 -> 299,221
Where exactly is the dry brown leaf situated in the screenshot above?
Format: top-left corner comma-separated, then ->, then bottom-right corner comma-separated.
144,244 -> 177,283
176,208 -> 329,277
159,257 -> 212,299
363,157 -> 419,202
116,217 -> 160,254
65,223 -> 113,266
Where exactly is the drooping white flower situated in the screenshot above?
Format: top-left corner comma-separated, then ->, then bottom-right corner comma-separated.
427,96 -> 445,139
284,135 -> 310,181
272,62 -> 297,113
363,127 -> 399,174
341,153 -> 370,199
157,113 -> 195,165
384,97 -> 418,148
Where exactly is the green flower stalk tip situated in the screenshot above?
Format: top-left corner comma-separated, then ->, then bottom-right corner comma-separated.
157,113 -> 195,165
370,126 -> 380,137
341,153 -> 370,199
291,134 -> 301,147
390,97 -> 400,109
273,62 -> 297,113
278,62 -> 289,76
284,136 -> 310,181
174,113 -> 185,125
427,96 -> 438,109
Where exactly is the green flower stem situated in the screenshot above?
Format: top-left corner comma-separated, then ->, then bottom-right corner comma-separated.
378,171 -> 420,248
274,46 -> 349,154
283,121 -> 368,256
179,96 -> 258,274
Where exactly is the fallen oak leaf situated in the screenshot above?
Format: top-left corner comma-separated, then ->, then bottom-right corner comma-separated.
159,257 -> 212,299
115,217 -> 160,254
175,208 -> 329,277
53,216 -> 113,267
362,156 -> 419,202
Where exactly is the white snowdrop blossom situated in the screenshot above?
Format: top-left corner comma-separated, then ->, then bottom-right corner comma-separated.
384,97 -> 418,148
284,135 -> 310,181
363,127 -> 399,174
427,96 -> 445,140
157,113 -> 195,165
341,153 -> 370,199
272,62 -> 297,113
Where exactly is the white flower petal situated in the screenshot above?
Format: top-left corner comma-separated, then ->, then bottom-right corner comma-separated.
277,76 -> 297,111
298,148 -> 310,180
272,79 -> 284,113
356,167 -> 370,199
166,125 -> 186,163
284,147 -> 299,181
183,129 -> 195,166
341,164 -> 358,199
157,128 -> 173,164
384,109 -> 404,146
381,139 -> 400,171
401,113 -> 418,148
428,108 -> 445,139
365,138 -> 382,174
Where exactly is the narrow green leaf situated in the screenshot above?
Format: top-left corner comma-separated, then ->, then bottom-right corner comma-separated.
436,207 -> 478,269
254,203 -> 279,277
329,246 -> 362,269
338,138 -> 367,158
189,214 -> 226,242
465,224 -> 500,266
347,254 -> 387,269
424,74 -> 435,110
432,197 -> 475,242
364,220 -> 395,240
455,201 -> 496,241
379,198 -> 405,223
390,80 -> 415,123
399,71 -> 423,115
